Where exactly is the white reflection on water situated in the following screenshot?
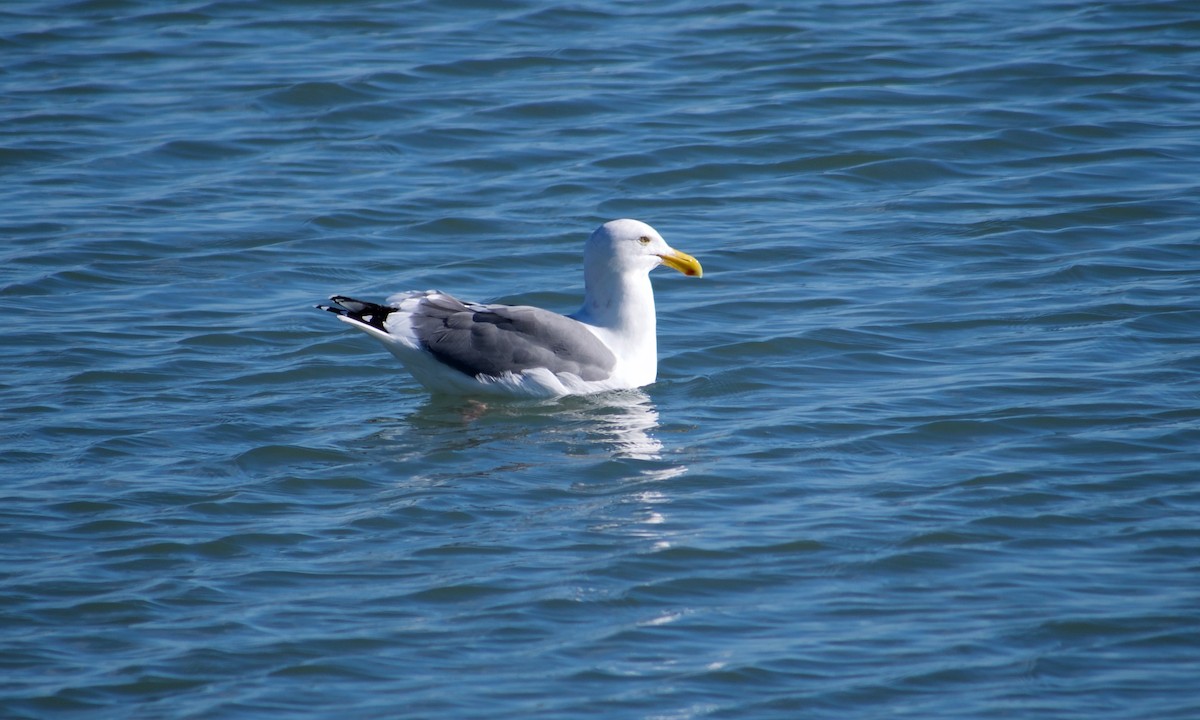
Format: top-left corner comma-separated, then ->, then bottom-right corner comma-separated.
566,389 -> 666,461
367,390 -> 689,500
398,389 -> 680,462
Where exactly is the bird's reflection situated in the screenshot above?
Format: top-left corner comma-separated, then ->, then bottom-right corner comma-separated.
398,389 -> 679,465
560,389 -> 665,461
366,391 -> 688,555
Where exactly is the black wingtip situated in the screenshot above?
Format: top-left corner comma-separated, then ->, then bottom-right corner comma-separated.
315,295 -> 393,331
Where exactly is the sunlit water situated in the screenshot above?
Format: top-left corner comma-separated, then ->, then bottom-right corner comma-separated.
3,1 -> 1199,718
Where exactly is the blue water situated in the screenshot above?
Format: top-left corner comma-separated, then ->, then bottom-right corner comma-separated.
3,1 -> 1200,718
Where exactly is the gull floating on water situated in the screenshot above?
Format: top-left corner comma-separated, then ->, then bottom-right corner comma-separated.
317,219 -> 702,398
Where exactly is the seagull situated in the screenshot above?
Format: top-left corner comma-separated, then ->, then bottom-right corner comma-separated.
316,219 -> 702,397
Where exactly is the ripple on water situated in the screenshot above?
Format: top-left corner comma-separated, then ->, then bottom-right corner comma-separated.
2,0 -> 1199,718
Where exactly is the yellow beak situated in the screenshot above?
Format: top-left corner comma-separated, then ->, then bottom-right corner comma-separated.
658,248 -> 703,278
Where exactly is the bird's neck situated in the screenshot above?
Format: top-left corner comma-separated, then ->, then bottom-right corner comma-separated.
574,269 -> 658,359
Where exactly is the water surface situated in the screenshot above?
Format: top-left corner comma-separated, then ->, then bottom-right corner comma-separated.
2,1 -> 1199,718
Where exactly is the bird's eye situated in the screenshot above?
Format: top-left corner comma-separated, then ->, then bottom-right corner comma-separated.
638,236 -> 651,245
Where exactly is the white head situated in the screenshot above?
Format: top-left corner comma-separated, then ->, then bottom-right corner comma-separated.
584,219 -> 702,279
573,219 -> 701,368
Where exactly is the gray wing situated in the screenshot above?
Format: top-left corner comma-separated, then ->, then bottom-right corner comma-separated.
409,294 -> 617,381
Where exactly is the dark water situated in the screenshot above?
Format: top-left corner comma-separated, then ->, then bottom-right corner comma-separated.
3,1 -> 1199,718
